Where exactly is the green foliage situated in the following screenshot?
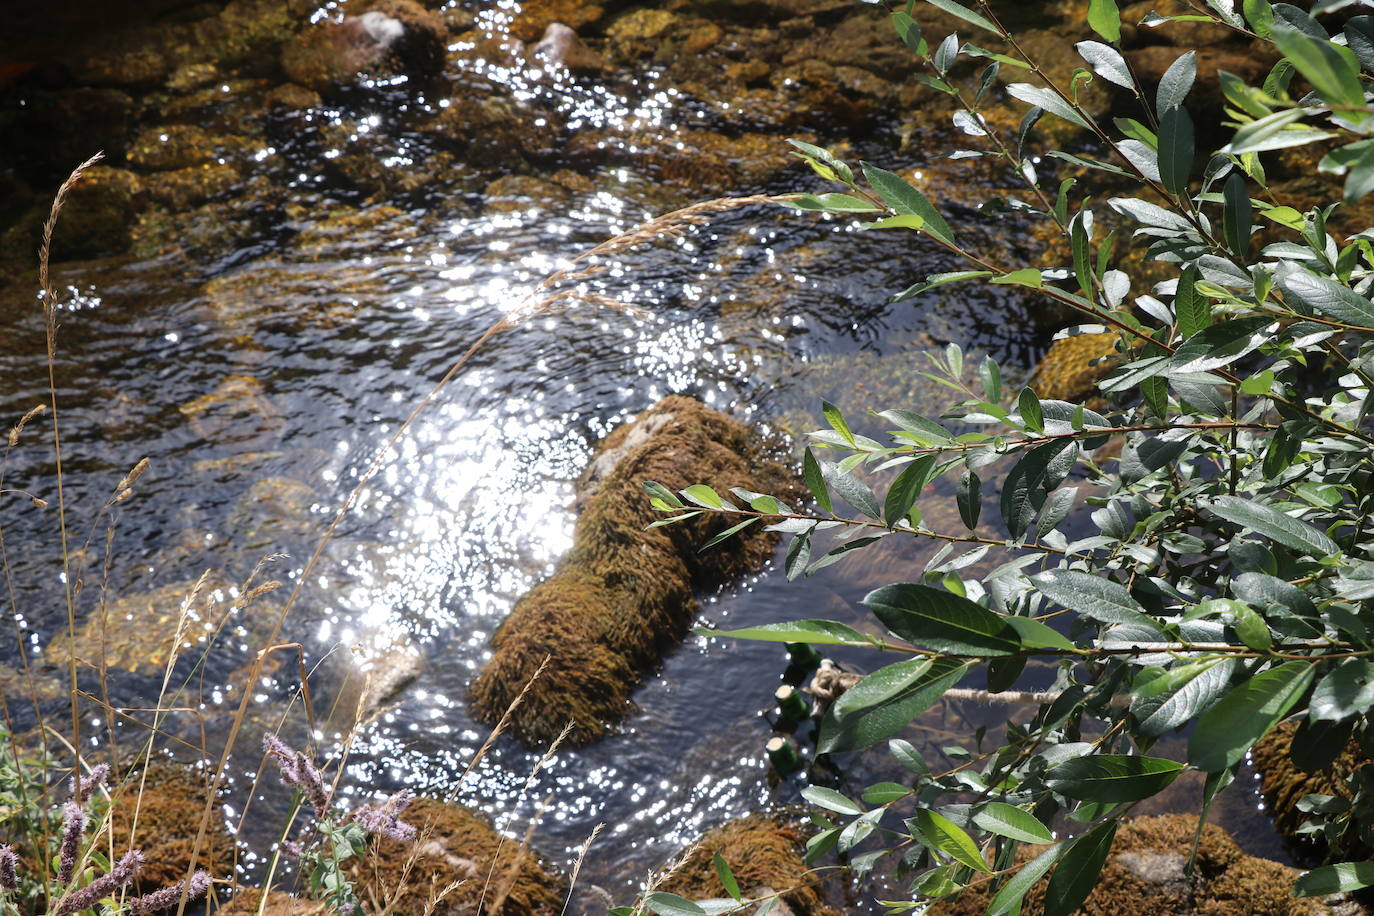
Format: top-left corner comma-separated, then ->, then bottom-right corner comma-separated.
652,0 -> 1374,910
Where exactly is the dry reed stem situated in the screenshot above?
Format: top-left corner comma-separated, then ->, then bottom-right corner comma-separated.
474,722 -> 572,915
560,824 -> 603,916
483,793 -> 553,915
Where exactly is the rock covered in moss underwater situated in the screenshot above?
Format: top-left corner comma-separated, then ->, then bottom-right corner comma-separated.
928,814 -> 1331,916
467,395 -> 799,746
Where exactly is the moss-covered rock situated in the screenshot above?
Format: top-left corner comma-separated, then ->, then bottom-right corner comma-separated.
659,814 -> 836,916
1251,719 -> 1370,862
109,760 -> 234,893
468,396 -> 798,746
348,797 -> 565,915
929,815 -> 1327,916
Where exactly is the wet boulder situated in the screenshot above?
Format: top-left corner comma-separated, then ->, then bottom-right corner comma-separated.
1030,331 -> 1122,404
280,0 -> 446,92
468,396 -> 798,746
510,0 -> 606,42
43,575 -> 235,677
1,165 -> 142,262
1251,719 -> 1372,863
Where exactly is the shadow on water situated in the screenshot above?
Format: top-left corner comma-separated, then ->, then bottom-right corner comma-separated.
0,0 -> 1290,905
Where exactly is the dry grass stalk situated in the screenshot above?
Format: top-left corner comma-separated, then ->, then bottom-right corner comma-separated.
474,722 -> 572,914
8,404 -> 47,448
559,824 -> 603,916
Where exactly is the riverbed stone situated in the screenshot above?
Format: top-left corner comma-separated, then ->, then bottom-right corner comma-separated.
180,376 -> 286,448
128,125 -> 224,171
510,0 -> 605,42
1031,332 -> 1122,404
143,163 -> 241,210
43,575 -> 235,677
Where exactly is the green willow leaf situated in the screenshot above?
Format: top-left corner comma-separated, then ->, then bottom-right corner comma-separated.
973,803 -> 1055,844
1206,495 -> 1338,558
1271,20 -> 1366,112
1087,0 -> 1122,42
957,469 -> 982,530
923,0 -> 1000,34
1310,659 -> 1374,721
644,893 -> 707,916
803,447 -> 833,515
1031,569 -> 1161,630
1222,172 -> 1252,255
1007,83 -> 1092,129
1158,106 -> 1194,195
1001,440 -> 1077,539
988,843 -> 1065,916
1295,861 -> 1374,897
1189,660 -> 1317,771
698,518 -> 758,551
1278,265 -> 1374,327
1045,754 -> 1186,802
801,785 -> 864,816
910,809 -> 990,873
1131,658 -> 1234,737
885,455 -> 936,526
1044,822 -> 1116,916
862,164 -> 956,245
695,619 -> 871,647
1156,50 -> 1196,117
864,583 -> 1022,656
819,658 -> 970,753
1174,264 -> 1209,337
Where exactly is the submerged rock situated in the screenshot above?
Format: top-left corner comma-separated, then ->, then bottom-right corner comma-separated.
468,396 -> 797,746
280,0 -> 446,92
929,814 -> 1329,915
1030,332 -> 1121,404
659,814 -> 836,916
42,575 -> 236,677
349,797 -> 566,916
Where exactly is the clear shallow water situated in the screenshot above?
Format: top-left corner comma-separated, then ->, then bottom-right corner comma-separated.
0,1 -> 1288,904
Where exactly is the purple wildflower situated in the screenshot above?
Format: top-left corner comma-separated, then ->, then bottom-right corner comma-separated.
351,791 -> 416,844
56,801 -> 87,884
126,870 -> 212,914
262,735 -> 331,818
280,840 -> 304,859
53,850 -> 144,916
0,844 -> 18,892
70,763 -> 110,806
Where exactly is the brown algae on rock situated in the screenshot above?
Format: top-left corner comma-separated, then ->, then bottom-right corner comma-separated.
109,760 -> 234,893
659,814 -> 836,916
468,395 -> 797,746
348,797 -> 565,916
928,814 -> 1327,916
43,576 -> 235,677
1251,719 -> 1370,862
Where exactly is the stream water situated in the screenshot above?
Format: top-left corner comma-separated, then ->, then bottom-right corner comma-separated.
0,0 -> 1291,908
